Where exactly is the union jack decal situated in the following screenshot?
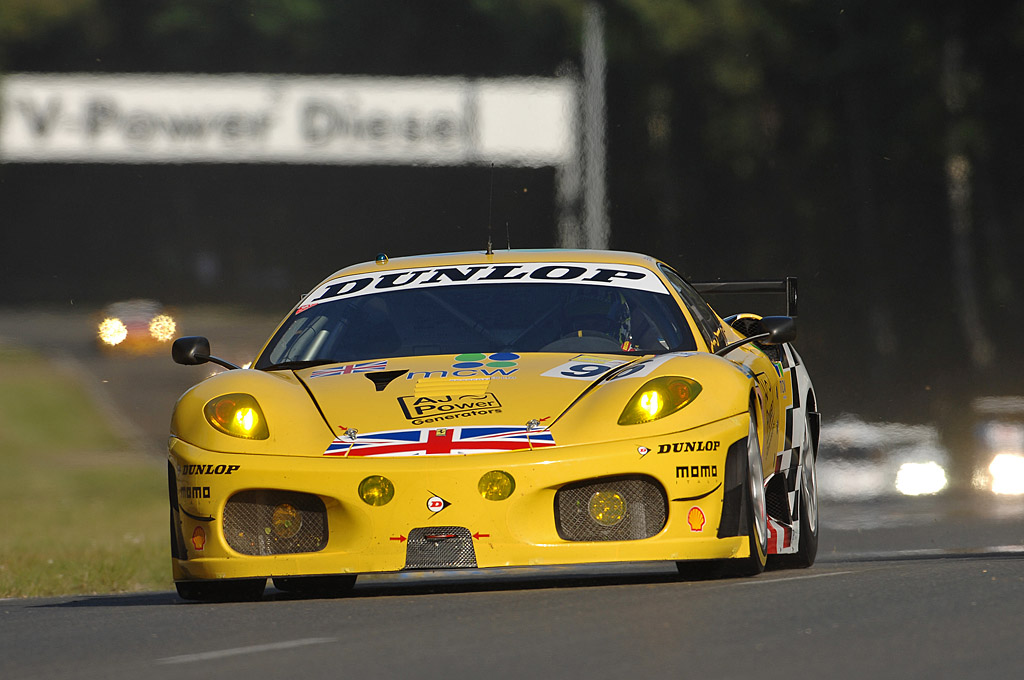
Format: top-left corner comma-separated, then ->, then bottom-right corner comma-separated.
324,426 -> 556,457
310,360 -> 388,378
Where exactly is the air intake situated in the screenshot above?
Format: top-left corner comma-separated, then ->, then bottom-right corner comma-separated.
555,475 -> 667,542
224,489 -> 328,556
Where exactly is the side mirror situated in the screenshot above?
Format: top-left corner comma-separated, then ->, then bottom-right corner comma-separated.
757,316 -> 797,345
172,336 -> 211,365
172,336 -> 241,370
715,316 -> 797,356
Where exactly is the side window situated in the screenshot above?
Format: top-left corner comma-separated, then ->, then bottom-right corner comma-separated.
658,265 -> 725,352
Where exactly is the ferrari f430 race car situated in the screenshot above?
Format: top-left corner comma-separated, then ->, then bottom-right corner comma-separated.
168,250 -> 819,600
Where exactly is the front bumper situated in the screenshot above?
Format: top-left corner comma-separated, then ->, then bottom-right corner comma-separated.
169,414 -> 751,582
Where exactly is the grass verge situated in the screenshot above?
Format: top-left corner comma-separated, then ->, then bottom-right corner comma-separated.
0,345 -> 168,597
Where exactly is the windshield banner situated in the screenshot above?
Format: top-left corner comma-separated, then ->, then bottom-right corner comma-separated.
298,262 -> 670,312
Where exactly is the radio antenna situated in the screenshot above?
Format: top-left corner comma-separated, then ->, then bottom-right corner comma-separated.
486,164 -> 494,255
506,221 -> 511,250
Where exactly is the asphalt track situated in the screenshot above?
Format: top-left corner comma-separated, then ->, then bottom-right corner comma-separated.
2,309 -> 1023,679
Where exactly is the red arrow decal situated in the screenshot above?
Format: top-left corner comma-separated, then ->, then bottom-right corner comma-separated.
390,535 -> 407,542
472,532 -> 490,540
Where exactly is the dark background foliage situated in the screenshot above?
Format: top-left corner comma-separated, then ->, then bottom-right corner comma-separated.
3,0 -> 1023,442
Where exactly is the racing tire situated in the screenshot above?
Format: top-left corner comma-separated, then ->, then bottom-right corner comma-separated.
273,575 -> 357,598
175,578 -> 267,602
769,409 -> 819,569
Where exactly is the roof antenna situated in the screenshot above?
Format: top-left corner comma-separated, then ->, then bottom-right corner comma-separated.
486,163 -> 494,255
506,221 -> 511,250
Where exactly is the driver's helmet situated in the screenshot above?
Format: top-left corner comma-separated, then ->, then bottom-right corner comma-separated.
563,288 -> 632,347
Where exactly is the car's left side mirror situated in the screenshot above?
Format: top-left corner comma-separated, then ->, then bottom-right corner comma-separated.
755,315 -> 797,345
172,336 -> 241,370
715,316 -> 796,356
172,336 -> 211,365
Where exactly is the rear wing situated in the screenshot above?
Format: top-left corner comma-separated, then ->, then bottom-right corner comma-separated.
691,277 -> 798,317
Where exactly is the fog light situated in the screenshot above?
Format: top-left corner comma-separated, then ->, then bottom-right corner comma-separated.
359,475 -> 395,506
478,470 -> 516,501
271,503 -> 302,538
588,490 -> 626,526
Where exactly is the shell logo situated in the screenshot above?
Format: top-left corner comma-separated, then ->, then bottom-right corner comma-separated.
191,526 -> 206,551
687,506 -> 706,532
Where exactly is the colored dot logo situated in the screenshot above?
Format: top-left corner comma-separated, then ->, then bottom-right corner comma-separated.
452,352 -> 519,369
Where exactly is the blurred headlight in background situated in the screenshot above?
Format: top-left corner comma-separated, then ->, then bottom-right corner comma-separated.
98,317 -> 128,346
894,461 -> 948,496
149,314 -> 176,341
988,453 -> 1024,495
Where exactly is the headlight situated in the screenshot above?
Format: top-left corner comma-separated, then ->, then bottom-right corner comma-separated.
203,393 -> 270,439
617,376 -> 702,425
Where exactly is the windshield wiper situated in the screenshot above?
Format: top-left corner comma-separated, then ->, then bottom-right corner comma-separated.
263,359 -> 339,371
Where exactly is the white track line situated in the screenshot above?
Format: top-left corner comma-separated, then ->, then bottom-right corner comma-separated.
157,637 -> 335,665
730,570 -> 854,586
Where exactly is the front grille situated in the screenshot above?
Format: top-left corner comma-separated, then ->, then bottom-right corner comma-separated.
555,475 -> 667,542
404,526 -> 477,569
224,490 -> 328,556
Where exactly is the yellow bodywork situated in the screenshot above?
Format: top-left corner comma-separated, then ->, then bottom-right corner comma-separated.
169,250 -> 788,583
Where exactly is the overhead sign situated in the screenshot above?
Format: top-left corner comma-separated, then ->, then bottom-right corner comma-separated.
0,73 -> 576,166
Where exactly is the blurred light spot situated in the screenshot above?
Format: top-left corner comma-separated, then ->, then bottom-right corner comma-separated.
989,453 -> 1024,495
895,461 -> 948,496
98,318 -> 128,346
149,314 -> 176,341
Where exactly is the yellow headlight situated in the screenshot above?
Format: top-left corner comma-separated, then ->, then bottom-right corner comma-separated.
270,503 -> 302,538
617,376 -> 702,425
203,393 -> 270,439
358,476 -> 395,506
478,470 -> 516,501
589,490 -> 626,526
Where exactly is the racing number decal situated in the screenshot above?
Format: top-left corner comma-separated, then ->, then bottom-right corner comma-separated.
541,356 -> 628,380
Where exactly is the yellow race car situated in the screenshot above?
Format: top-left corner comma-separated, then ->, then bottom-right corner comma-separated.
168,250 -> 819,600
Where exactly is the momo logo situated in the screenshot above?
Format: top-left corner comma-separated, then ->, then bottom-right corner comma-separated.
399,393 -> 502,424
452,352 -> 519,369
676,465 -> 719,479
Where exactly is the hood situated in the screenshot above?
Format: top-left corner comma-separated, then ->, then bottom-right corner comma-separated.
296,353 -> 645,452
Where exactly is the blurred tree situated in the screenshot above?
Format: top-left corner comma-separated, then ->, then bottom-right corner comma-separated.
3,0 -> 1024,434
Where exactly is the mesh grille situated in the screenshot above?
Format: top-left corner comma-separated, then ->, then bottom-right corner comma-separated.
555,476 -> 667,542
765,474 -> 791,523
404,526 -> 477,569
224,490 -> 328,556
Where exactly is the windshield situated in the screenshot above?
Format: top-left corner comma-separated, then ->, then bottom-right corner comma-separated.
255,281 -> 696,368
